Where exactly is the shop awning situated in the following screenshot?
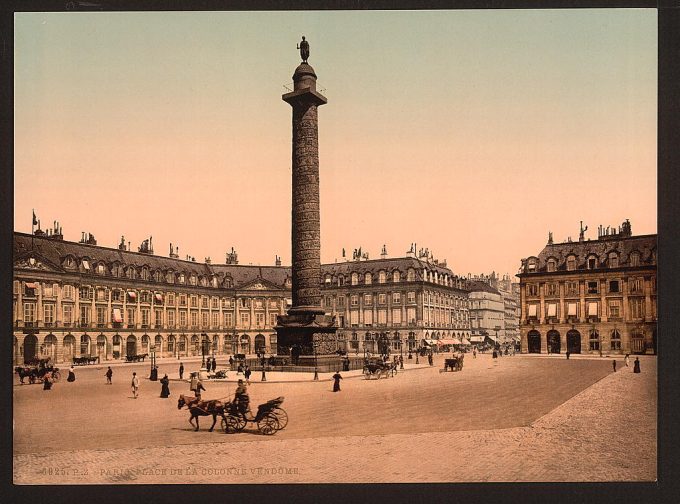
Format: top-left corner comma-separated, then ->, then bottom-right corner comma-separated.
437,338 -> 462,346
112,308 -> 123,323
469,336 -> 485,343
422,339 -> 436,346
127,291 -> 137,300
155,293 -> 163,303
24,282 -> 37,289
461,338 -> 471,345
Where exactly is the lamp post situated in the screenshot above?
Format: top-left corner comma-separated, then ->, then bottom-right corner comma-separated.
201,338 -> 207,368
313,334 -> 319,381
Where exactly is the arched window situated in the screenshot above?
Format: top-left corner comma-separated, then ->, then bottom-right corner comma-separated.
589,330 -> 600,351
393,270 -> 401,283
407,269 -> 415,282
567,255 -> 576,271
587,255 -> 598,270
610,330 -> 621,350
127,266 -> 137,279
629,252 -> 640,267
338,275 -> 345,286
141,268 -> 149,280
365,272 -> 372,285
351,273 -> 359,286
378,271 -> 386,284
547,259 -> 556,272
608,252 -> 619,268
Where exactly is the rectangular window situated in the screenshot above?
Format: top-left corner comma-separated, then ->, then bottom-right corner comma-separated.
126,308 -> 135,326
629,298 -> 645,319
80,286 -> 92,300
44,304 -> 55,324
190,296 -> 198,308
96,288 -> 107,301
240,312 -> 250,327
392,309 -> 402,325
80,305 -> 91,326
23,302 -> 36,323
608,300 -> 621,318
350,310 -> 359,326
202,312 -> 209,328
201,297 -> 209,309
167,310 -> 175,328
167,293 -> 175,306
567,302 -> 577,317
111,289 -> 121,302
378,293 -> 387,305
527,284 -> 538,296
97,306 -> 106,326
224,312 -> 233,327
609,280 -> 620,293
141,308 -> 150,327
270,313 -> 278,327
364,294 -> 373,306
565,281 -> 579,296
63,285 -> 74,299
179,310 -> 187,327
528,304 -> 538,317
392,292 -> 401,304
629,278 -> 643,294
212,312 -> 219,328
587,302 -> 598,317
546,283 -> 558,297
256,312 -> 265,327
63,304 -> 73,325
191,311 -> 198,327
546,303 -> 557,318
378,309 -> 387,325
363,310 -> 373,326
324,296 -> 333,308
407,292 -> 416,303
587,281 -> 599,294
211,297 -> 219,309
43,284 -> 54,297
350,295 -> 358,307
179,294 -> 187,307
155,309 -> 163,326
337,295 -> 346,308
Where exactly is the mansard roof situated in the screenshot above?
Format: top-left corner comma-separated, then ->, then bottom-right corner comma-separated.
320,256 -> 455,280
523,234 -> 657,274
466,281 -> 501,295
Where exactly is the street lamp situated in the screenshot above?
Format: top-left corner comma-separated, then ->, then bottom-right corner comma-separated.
312,334 -> 319,381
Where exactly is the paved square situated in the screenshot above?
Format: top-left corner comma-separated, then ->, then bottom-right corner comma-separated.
13,354 -> 656,483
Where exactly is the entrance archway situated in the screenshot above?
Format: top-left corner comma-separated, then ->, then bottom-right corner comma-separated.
23,334 -> 37,363
547,330 -> 561,354
141,334 -> 150,354
80,334 -> 91,356
43,334 -> 58,360
96,335 -> 107,359
191,335 -> 199,355
254,334 -> 266,355
63,334 -> 76,360
567,330 -> 581,354
112,335 -> 122,359
126,335 -> 137,357
240,334 -> 251,354
527,330 -> 541,353
155,335 -> 163,355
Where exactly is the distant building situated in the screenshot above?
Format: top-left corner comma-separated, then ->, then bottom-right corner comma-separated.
465,272 -> 520,346
13,230 -> 472,364
517,220 -> 657,355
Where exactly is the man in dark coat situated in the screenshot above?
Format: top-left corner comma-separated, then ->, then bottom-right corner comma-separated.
160,374 -> 170,398
179,362 -> 184,380
105,366 -> 113,384
211,358 -> 217,373
332,371 -> 342,392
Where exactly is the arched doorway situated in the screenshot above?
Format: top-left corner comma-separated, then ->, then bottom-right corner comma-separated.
80,334 -> 91,356
212,334 -> 219,355
155,335 -> 163,355
96,334 -> 107,360
191,335 -> 199,356
407,332 -> 416,352
240,334 -> 251,354
567,330 -> 581,354
42,334 -> 58,360
179,335 -> 188,356
223,335 -> 232,355
254,334 -> 266,355
63,334 -> 76,361
547,330 -> 561,354
167,335 -> 176,356
126,335 -> 137,357
631,329 -> 645,354
527,330 -> 541,353
23,334 -> 38,363
112,335 -> 122,359
141,334 -> 150,354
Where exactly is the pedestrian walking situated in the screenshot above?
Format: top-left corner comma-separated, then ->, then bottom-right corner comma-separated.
205,357 -> 211,371
612,359 -> 617,372
131,372 -> 139,398
211,358 -> 217,373
229,355 -> 234,368
160,374 -> 170,398
105,366 -> 113,384
624,354 -> 630,367
67,365 -> 76,382
179,362 -> 184,380
473,348 -> 477,359
566,351 -> 570,360
237,363 -> 244,375
195,379 -> 205,400
428,353 -> 433,366
244,365 -> 251,384
189,372 -> 198,394
633,357 -> 641,373
492,349 -> 498,359
332,371 -> 343,392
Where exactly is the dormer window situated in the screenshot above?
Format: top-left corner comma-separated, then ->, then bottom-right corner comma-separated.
82,259 -> 90,271
547,259 -> 556,272
338,275 -> 345,286
127,267 -> 137,279
630,252 -> 640,267
179,273 -> 186,284
189,275 -> 197,286
587,256 -> 598,270
351,273 -> 358,286
325,274 -> 332,285
166,271 -> 174,284
65,256 -> 75,268
365,273 -> 372,285
407,269 -> 415,282
96,263 -> 106,275
225,277 -> 233,288
378,271 -> 386,284
141,268 -> 149,280
567,255 -> 576,271
284,277 -> 291,288
393,270 -> 401,283
608,252 -> 619,268
527,259 -> 537,272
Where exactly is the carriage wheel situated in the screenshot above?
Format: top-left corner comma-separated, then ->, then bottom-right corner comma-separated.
363,367 -> 370,379
222,415 -> 242,434
271,407 -> 288,429
258,413 -> 279,435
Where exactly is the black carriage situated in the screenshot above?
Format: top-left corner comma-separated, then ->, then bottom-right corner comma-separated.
443,355 -> 464,372
124,353 -> 148,363
73,355 -> 100,365
362,357 -> 397,379
222,396 -> 287,435
15,359 -> 61,384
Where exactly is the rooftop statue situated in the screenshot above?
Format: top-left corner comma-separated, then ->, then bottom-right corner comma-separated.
297,36 -> 310,63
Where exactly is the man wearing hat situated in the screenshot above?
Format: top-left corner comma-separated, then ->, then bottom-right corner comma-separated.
234,379 -> 250,416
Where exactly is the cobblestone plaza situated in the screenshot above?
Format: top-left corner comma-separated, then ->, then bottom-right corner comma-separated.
13,353 -> 656,484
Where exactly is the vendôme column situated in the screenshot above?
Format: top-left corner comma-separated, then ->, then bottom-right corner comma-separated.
276,36 -> 338,363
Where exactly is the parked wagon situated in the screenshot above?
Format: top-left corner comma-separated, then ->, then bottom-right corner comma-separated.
363,358 -> 397,379
443,355 -> 464,372
73,355 -> 100,365
124,353 -> 149,363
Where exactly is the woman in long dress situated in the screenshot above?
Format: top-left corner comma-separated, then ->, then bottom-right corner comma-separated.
332,371 -> 342,392
160,374 -> 170,398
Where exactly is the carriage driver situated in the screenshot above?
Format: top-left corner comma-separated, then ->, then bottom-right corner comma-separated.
234,379 -> 250,415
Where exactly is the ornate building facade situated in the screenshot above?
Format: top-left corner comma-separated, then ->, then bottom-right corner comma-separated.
517,220 -> 657,355
13,232 -> 471,364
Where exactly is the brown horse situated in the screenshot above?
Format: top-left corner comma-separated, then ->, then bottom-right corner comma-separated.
177,394 -> 225,432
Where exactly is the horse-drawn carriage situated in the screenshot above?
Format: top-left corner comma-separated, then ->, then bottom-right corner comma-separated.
72,355 -> 100,365
443,355 -> 464,372
125,353 -> 148,363
177,394 -> 287,436
363,357 -> 397,379
15,358 -> 60,384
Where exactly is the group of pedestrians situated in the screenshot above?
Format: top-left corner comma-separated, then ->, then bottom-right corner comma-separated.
613,354 -> 642,373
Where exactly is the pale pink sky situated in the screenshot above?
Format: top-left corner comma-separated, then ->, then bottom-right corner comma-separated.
14,10 -> 657,277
